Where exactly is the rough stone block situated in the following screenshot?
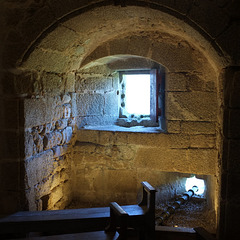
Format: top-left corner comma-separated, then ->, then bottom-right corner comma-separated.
41,72 -> 65,96
43,131 -> 62,150
104,91 -> 119,116
75,75 -> 113,93
33,133 -> 44,155
55,119 -> 68,130
181,121 -> 216,134
75,93 -> 104,116
187,149 -> 217,175
135,147 -> 187,172
61,126 -> 73,144
76,129 -> 99,144
25,150 -> 54,186
151,38 -> 200,72
23,48 -> 70,73
167,120 -> 181,133
62,104 -> 71,119
53,145 -> 70,158
168,134 -> 190,149
98,131 -> 114,145
49,171 -> 61,191
167,92 -> 218,121
42,122 -> 55,135
103,169 -> 137,194
24,130 -> 34,158
64,73 -> 75,93
49,186 -> 63,208
167,73 -> 187,91
74,141 -> 97,154
109,35 -> 151,58
24,98 -> 46,128
189,135 -> 216,149
127,132 -> 170,148
39,25 -> 78,52
81,44 -> 109,68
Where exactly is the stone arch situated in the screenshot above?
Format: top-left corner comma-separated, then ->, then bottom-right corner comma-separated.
18,2 -> 223,212
19,5 -> 228,72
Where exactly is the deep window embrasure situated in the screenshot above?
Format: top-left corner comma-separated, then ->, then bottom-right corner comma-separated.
117,69 -> 165,129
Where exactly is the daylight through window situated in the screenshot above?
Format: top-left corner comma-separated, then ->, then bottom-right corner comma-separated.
118,68 -> 165,129
124,74 -> 150,116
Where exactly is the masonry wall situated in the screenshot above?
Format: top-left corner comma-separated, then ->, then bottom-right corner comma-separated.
71,62 -> 219,214
1,1 -> 240,239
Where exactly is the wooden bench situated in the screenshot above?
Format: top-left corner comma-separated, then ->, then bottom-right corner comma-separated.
0,207 -> 110,237
105,181 -> 157,240
0,181 -> 156,239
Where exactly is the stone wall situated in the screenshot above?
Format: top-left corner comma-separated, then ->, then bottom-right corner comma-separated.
72,65 -> 219,209
73,66 -> 119,127
23,95 -> 75,210
1,1 -> 240,239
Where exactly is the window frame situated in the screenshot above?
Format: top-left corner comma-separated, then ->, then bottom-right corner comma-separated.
118,69 -> 165,128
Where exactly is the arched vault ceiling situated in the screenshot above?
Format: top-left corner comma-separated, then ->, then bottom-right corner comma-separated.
21,5 -> 228,73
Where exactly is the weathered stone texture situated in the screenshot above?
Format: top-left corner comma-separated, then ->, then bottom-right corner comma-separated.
104,91 -> 119,116
23,48 -> 70,73
25,150 -> 54,186
38,25 -> 79,52
167,92 -> 218,121
181,121 -> 216,134
75,93 -> 104,116
43,131 -> 62,150
41,72 -> 65,96
167,120 -> 181,133
187,149 -> 217,175
75,75 -> 114,93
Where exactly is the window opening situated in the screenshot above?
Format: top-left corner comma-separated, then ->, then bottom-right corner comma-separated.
118,69 -> 165,129
124,73 -> 150,116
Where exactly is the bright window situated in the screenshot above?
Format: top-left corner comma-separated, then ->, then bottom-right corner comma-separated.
124,74 -> 150,116
118,69 -> 165,129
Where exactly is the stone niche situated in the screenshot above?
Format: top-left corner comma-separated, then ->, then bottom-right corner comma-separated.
69,55 -> 219,233
22,54 -> 220,233
19,5 -> 222,235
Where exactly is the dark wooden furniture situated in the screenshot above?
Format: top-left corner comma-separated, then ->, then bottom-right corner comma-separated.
105,181 -> 157,240
0,207 -> 110,237
194,227 -> 217,240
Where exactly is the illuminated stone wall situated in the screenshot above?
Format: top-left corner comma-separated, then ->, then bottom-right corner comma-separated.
0,1 -> 240,239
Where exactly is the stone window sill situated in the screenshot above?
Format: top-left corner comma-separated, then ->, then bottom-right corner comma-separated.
81,125 -> 164,133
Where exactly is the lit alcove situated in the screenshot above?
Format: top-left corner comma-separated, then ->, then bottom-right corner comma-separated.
19,5 -> 222,235
77,55 -> 166,133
